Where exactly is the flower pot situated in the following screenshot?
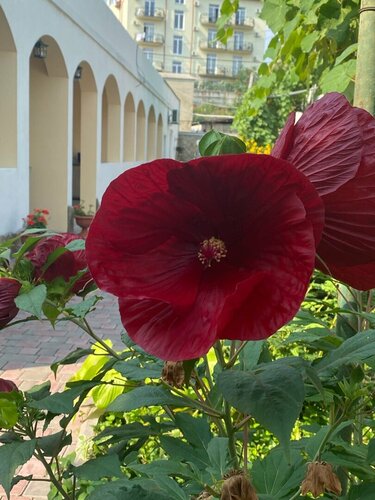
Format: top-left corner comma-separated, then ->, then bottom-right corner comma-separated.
74,215 -> 94,238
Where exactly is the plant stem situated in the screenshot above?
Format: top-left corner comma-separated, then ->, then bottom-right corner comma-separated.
34,446 -> 71,500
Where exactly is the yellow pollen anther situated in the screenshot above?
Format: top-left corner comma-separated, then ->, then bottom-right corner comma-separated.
198,237 -> 227,268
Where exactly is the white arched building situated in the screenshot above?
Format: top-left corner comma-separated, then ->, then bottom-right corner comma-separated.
0,0 -> 180,235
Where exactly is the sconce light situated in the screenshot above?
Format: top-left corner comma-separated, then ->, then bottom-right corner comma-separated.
74,66 -> 83,80
33,39 -> 48,59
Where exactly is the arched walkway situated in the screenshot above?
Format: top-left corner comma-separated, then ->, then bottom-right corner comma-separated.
157,113 -> 163,158
123,93 -> 135,161
101,75 -> 120,162
0,8 -> 17,167
29,35 -> 68,231
147,105 -> 156,161
136,100 -> 146,161
72,61 -> 97,211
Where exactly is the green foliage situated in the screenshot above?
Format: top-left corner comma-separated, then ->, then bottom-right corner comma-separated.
199,130 -> 246,156
0,440 -> 36,498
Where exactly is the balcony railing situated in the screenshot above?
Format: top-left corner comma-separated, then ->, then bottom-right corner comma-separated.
199,66 -> 235,78
135,32 -> 165,45
200,13 -> 219,25
200,41 -> 253,53
232,17 -> 255,28
135,7 -> 165,20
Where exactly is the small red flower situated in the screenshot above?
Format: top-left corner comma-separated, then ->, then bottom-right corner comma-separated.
27,234 -> 92,294
0,277 -> 21,328
86,155 -> 324,360
272,93 -> 375,290
0,378 -> 18,393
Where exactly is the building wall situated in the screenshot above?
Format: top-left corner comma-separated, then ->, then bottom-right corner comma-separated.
0,0 -> 179,236
113,0 -> 266,78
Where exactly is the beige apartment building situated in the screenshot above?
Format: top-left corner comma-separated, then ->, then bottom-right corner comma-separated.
108,0 -> 266,129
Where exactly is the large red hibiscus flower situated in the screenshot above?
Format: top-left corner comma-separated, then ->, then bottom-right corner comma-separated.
86,155 -> 324,360
27,233 -> 92,294
0,277 -> 21,328
272,93 -> 375,290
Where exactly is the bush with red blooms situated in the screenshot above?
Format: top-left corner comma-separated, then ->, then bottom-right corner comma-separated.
86,154 -> 324,361
0,378 -> 18,393
26,233 -> 92,294
23,208 -> 49,229
272,92 -> 375,290
0,277 -> 21,328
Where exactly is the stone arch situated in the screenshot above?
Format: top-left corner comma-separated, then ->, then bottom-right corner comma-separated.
72,61 -> 97,212
0,7 -> 17,167
157,113 -> 163,157
123,92 -> 135,161
136,100 -> 146,161
101,74 -> 120,162
147,105 -> 156,161
29,35 -> 69,231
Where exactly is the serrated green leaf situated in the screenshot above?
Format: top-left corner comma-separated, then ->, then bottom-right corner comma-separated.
175,414 -> 212,450
51,348 -> 92,376
67,295 -> 100,319
160,435 -> 210,469
37,431 -> 71,457
29,381 -> 98,414
114,359 -> 164,381
130,460 -> 193,479
107,385 -> 194,412
207,437 -> 229,477
15,284 -> 47,319
217,364 -> 305,453
0,440 -> 36,498
72,454 -> 123,480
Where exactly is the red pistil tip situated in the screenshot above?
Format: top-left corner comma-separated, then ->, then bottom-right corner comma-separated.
198,237 -> 227,268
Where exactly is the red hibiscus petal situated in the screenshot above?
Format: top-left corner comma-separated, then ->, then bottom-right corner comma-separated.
272,93 -> 364,195
0,378 -> 18,392
0,277 -> 21,328
271,111 -> 295,159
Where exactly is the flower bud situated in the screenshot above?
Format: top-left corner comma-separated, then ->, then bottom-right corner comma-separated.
0,378 -> 18,393
221,471 -> 258,500
161,361 -> 185,388
301,461 -> 342,497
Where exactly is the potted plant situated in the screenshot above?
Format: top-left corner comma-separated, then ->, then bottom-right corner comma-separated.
23,208 -> 49,230
73,202 -> 95,238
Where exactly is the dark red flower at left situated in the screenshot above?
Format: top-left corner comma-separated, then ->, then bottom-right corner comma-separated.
0,277 -> 21,329
0,378 -> 18,393
27,233 -> 92,294
87,155 -> 324,361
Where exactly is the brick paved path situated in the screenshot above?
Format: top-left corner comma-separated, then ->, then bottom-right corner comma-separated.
0,293 -> 124,499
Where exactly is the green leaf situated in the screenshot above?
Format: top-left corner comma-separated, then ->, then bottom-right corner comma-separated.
65,239 -> 85,251
198,130 -> 222,156
199,130 -> 246,156
300,32 -> 320,52
29,381 -> 98,414
347,483 -> 375,500
207,437 -> 229,477
217,364 -> 305,452
0,394 -> 19,429
0,440 -> 36,498
320,59 -> 356,93
51,348 -> 92,376
114,359 -> 164,381
156,475 -> 189,500
25,381 -> 51,401
252,447 -> 305,498
335,43 -> 358,65
160,435 -> 210,469
367,438 -> 375,464
239,340 -> 265,370
66,295 -> 101,318
37,431 -> 71,457
316,330 -> 375,377
87,479 -> 171,500
72,455 -> 123,480
14,284 -> 47,319
130,460 -> 193,479
260,0 -> 289,32
107,385 -> 194,412
175,414 -> 212,450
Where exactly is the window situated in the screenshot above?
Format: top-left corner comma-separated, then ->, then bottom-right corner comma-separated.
175,0 -> 185,3
143,49 -> 154,62
208,4 -> 219,23
144,23 -> 155,42
173,35 -> 183,55
206,53 -> 217,74
232,56 -> 243,75
208,29 -> 217,48
234,31 -> 244,50
172,61 -> 182,73
235,7 -> 246,25
145,0 -> 155,16
174,10 -> 184,29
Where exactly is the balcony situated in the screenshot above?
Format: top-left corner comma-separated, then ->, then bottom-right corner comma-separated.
198,66 -> 235,78
231,17 -> 255,29
200,13 -> 219,26
200,41 -> 253,53
135,7 -> 165,20
152,60 -> 164,71
135,32 -> 165,46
